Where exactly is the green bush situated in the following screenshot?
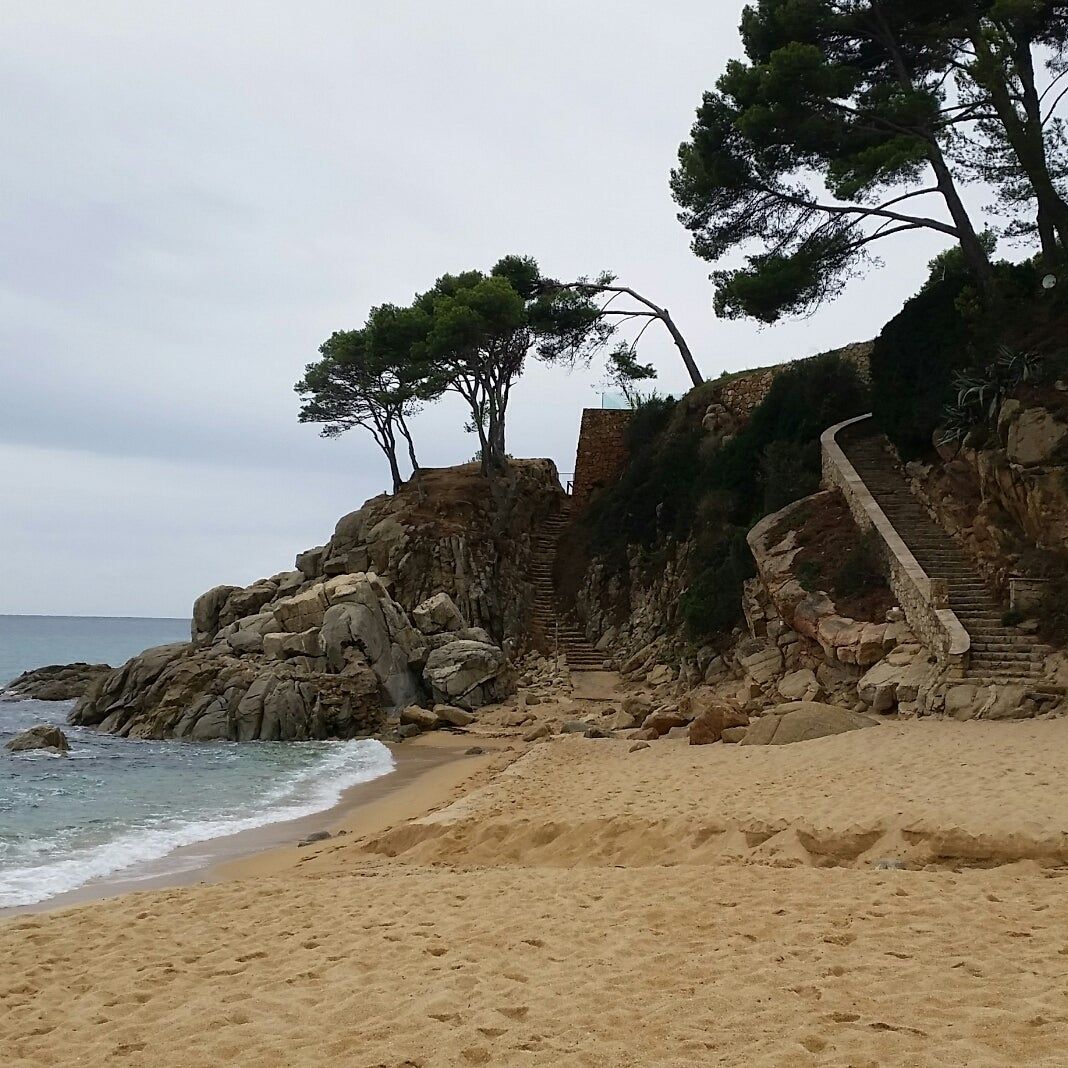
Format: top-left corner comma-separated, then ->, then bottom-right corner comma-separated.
680,529 -> 756,639
872,257 -> 1068,458
584,352 -> 868,639
870,276 -> 972,459
832,529 -> 885,600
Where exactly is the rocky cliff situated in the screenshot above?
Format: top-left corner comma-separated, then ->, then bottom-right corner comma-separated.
72,461 -> 564,741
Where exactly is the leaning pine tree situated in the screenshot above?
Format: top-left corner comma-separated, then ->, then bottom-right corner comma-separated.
672,0 -> 999,322
296,309 -> 435,494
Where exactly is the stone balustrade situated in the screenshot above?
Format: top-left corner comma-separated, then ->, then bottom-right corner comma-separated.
821,414 -> 970,675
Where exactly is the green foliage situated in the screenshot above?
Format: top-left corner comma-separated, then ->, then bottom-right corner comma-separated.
671,0 -> 997,324
832,529 -> 885,601
586,352 -> 868,639
1007,547 -> 1068,642
603,343 -> 657,406
680,530 -> 756,640
871,273 -> 975,458
873,255 -> 1067,456
939,346 -> 1046,447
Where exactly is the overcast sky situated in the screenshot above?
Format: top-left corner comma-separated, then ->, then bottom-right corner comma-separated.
0,1 -> 964,617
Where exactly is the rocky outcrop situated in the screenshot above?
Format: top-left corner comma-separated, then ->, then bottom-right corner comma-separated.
909,399 -> 1068,594
2,663 -> 112,701
72,582 -> 514,741
6,724 -> 70,754
72,462 -> 561,742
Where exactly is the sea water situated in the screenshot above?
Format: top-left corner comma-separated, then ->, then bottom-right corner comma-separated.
0,615 -> 394,908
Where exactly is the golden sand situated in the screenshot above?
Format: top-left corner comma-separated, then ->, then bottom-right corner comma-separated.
5,717 -> 1068,1066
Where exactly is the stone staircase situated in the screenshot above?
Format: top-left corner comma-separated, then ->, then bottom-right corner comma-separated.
531,504 -> 605,671
844,431 -> 1054,688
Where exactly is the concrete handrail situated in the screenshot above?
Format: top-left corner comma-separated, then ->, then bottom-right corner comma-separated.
821,413 -> 970,671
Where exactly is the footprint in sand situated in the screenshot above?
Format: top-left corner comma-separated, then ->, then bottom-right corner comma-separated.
497,1006 -> 529,1020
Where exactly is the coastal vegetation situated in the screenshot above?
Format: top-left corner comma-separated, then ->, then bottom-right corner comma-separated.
297,259 -> 707,484
580,351 -> 870,640
672,0 -> 1068,322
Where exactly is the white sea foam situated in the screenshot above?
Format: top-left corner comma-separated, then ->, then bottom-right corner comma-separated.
0,740 -> 395,908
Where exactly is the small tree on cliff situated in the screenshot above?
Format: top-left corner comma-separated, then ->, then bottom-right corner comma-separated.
406,255 -> 612,475
672,0 -> 997,322
296,314 -> 435,494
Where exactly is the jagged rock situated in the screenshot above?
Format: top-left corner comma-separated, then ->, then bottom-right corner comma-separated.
1006,407 -> 1068,466
738,640 -> 784,685
5,724 -> 70,754
688,707 -> 725,745
273,585 -> 329,634
945,684 -> 979,721
71,461 -> 564,742
646,664 -> 675,686
777,668 -> 820,702
583,726 -> 612,739
721,726 -> 748,744
263,629 -> 321,660
192,585 -> 241,642
979,684 -> 1036,721
603,709 -> 637,731
622,695 -> 652,719
3,663 -> 112,702
295,545 -> 326,579
412,593 -> 466,636
741,702 -> 877,746
423,640 -> 510,711
218,581 -> 278,630
641,706 -> 688,737
227,630 -> 265,655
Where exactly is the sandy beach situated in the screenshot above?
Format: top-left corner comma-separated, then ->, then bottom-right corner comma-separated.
5,716 -> 1068,1066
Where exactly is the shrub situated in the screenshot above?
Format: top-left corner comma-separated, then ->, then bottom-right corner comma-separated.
872,257 -> 1068,458
832,529 -> 885,600
680,529 -> 756,639
583,351 -> 868,640
871,275 -> 973,459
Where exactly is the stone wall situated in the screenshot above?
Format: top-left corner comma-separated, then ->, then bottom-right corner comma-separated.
709,341 -> 873,422
571,409 -> 633,508
821,414 -> 969,675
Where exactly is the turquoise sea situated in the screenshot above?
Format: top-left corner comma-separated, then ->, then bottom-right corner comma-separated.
0,615 -> 393,908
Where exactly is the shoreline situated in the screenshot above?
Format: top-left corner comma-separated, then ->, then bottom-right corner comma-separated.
2,732 -> 505,919
8,720 -> 1068,1064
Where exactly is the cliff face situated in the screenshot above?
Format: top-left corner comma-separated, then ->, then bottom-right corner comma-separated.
910,398 -> 1068,593
72,461 -> 564,742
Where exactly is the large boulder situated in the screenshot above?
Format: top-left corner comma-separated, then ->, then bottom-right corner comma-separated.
192,585 -> 240,642
423,640 -> 509,710
273,584 -> 329,634
689,706 -> 725,745
3,663 -> 112,701
412,593 -> 466,636
6,724 -> 70,754
1006,406 -> 1068,466
740,702 -> 877,746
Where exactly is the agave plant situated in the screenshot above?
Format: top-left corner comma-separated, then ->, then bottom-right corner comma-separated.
937,347 -> 1044,446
